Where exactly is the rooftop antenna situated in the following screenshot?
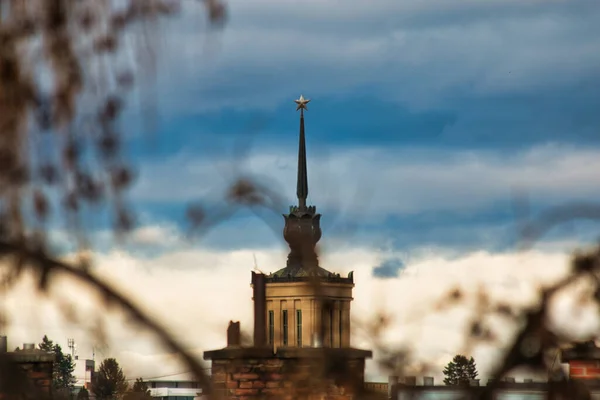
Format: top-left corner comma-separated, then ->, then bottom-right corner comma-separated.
67,338 -> 76,359
252,253 -> 264,274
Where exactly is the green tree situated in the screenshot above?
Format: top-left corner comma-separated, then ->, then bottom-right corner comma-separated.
123,378 -> 153,400
38,335 -> 54,352
38,336 -> 77,393
76,387 -> 90,400
443,354 -> 478,386
92,358 -> 129,400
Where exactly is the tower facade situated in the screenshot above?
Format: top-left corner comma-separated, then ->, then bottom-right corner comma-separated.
261,95 -> 354,348
205,96 -> 371,400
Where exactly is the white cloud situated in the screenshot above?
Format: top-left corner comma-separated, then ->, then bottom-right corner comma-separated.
131,144 -> 600,218
128,224 -> 182,247
1,227 -> 595,384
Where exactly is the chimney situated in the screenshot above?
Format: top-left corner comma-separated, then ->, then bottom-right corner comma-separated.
504,376 -> 515,383
0,336 -> 7,353
524,378 -> 533,383
423,376 -> 434,386
388,376 -> 399,399
251,272 -> 267,347
469,379 -> 480,386
404,376 -> 416,386
227,321 -> 241,347
23,343 -> 35,350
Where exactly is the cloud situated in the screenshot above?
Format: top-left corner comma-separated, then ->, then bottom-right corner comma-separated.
129,225 -> 174,246
117,142 -> 600,254
372,257 -> 405,279
131,143 -> 600,216
146,0 -> 600,114
1,227 -> 596,383
112,0 -> 600,259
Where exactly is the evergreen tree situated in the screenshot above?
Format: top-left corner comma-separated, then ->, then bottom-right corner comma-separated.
123,378 -> 153,400
442,355 -> 478,386
38,336 -> 77,393
38,335 -> 54,352
76,387 -> 90,400
92,358 -> 129,400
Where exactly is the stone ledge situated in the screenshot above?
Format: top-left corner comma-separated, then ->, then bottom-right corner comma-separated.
265,276 -> 355,285
204,346 -> 372,361
9,351 -> 55,363
562,347 -> 600,362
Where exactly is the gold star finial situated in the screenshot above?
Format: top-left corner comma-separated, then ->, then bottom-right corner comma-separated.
295,94 -> 310,111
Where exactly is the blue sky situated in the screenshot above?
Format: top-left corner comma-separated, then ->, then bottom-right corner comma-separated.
10,0 -> 600,382
104,0 -> 600,270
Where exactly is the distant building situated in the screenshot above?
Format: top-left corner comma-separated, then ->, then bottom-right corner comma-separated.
389,376 -> 556,399
386,375 -> 600,399
73,357 -> 95,390
367,341 -> 600,399
147,379 -> 203,400
0,336 -> 54,398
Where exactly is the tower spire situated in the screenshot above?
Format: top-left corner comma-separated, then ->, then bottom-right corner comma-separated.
295,95 -> 310,209
279,94 -> 322,275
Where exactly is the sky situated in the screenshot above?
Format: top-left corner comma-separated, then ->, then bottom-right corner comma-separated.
3,0 -> 600,386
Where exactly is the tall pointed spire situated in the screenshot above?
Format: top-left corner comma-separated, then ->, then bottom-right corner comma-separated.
295,95 -> 310,209
275,94 -> 327,276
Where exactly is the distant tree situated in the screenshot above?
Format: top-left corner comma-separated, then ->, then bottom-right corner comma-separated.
92,358 -> 129,400
443,355 -> 478,386
38,336 -> 77,393
123,378 -> 153,400
38,335 -> 54,352
76,387 -> 90,400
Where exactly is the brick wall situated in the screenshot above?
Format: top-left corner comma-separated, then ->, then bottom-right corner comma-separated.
0,346 -> 55,399
363,382 -> 388,394
568,361 -> 600,379
16,360 -> 54,395
205,347 -> 372,400
561,342 -> 600,381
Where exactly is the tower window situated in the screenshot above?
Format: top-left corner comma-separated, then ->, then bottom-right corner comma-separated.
321,307 -> 331,347
329,308 -> 333,347
268,310 -> 274,345
296,310 -> 302,347
339,308 -> 343,348
282,310 -> 288,346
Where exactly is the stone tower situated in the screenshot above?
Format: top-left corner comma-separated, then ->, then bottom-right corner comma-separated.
204,96 -> 371,400
261,95 -> 354,349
